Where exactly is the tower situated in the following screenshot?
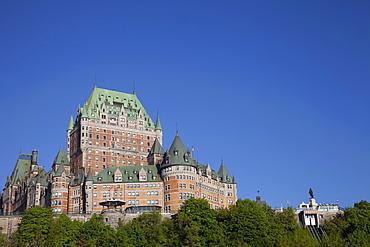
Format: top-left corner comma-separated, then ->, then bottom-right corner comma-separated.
67,86 -> 162,176
51,150 -> 70,213
160,134 -> 237,212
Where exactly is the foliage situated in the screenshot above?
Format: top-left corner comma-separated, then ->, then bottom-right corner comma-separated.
0,227 -> 9,247
10,200 -> 370,247
323,200 -> 370,247
175,198 -> 224,246
275,207 -> 319,247
76,213 -> 116,247
226,199 -> 278,246
14,206 -> 53,246
45,213 -> 83,247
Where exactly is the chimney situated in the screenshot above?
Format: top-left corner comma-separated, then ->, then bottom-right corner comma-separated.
32,149 -> 38,166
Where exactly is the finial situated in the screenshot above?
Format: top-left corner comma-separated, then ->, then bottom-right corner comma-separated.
133,81 -> 136,95
176,123 -> 178,135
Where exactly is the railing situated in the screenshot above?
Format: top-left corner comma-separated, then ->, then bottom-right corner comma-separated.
306,225 -> 326,242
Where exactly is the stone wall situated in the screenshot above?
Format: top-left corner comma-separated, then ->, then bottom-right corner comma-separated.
0,216 -> 22,237
0,212 -> 174,238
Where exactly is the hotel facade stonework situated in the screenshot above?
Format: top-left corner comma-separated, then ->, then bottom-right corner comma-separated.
1,85 -> 237,215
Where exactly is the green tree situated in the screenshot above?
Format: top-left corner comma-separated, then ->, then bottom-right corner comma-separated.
226,199 -> 278,246
45,213 -> 83,247
322,214 -> 348,247
76,213 -> 116,247
343,200 -> 370,246
116,211 -> 178,247
0,227 -> 9,247
14,206 -> 54,246
276,207 -> 319,247
175,198 -> 224,246
116,217 -> 147,247
322,200 -> 370,246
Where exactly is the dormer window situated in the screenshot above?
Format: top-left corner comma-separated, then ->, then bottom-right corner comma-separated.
174,150 -> 178,156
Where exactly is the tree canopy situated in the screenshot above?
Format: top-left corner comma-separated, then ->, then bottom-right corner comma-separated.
9,199 -> 370,247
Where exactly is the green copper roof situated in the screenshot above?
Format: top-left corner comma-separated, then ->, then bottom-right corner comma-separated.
10,153 -> 32,185
155,115 -> 162,130
55,164 -> 66,177
80,86 -> 155,128
53,150 -> 70,166
94,165 -> 162,183
162,134 -> 196,167
86,169 -> 94,181
149,138 -> 164,155
218,162 -> 234,183
68,115 -> 74,130
81,103 -> 88,118
39,170 -> 51,187
70,168 -> 85,186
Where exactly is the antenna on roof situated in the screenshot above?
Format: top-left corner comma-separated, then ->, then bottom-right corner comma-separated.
94,74 -> 97,88
133,81 -> 136,95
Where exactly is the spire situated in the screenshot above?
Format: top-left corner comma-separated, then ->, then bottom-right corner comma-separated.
68,115 -> 74,130
86,169 -> 94,181
155,114 -> 162,130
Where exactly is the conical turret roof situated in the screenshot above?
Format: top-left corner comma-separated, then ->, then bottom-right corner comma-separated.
155,115 -> 162,130
86,169 -> 94,181
68,115 -> 74,130
165,134 -> 193,166
149,138 -> 164,155
218,162 -> 233,183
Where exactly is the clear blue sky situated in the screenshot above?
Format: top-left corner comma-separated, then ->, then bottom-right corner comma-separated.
1,1 -> 369,208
